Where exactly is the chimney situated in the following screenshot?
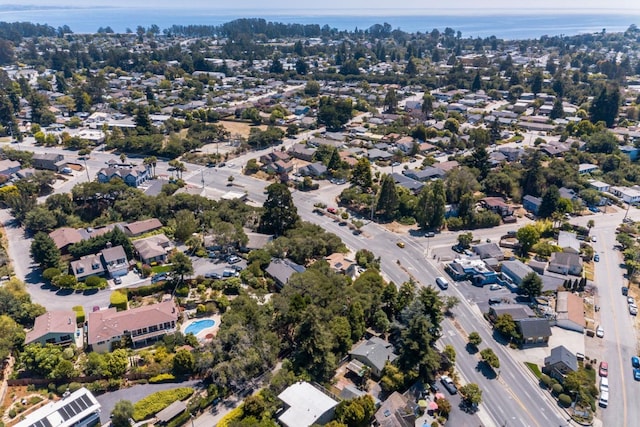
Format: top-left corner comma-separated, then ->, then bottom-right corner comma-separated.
106,241 -> 113,248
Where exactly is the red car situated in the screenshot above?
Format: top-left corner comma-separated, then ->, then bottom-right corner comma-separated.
599,361 -> 609,377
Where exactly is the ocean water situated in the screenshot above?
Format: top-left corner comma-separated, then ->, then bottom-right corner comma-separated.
0,7 -> 639,39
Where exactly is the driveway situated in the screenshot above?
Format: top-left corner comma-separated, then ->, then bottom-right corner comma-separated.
95,380 -> 202,424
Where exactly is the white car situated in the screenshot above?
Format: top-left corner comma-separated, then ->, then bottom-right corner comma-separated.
628,297 -> 636,305
600,376 -> 609,393
596,325 -> 605,338
630,303 -> 638,316
489,284 -> 502,291
599,390 -> 609,408
591,236 -> 597,243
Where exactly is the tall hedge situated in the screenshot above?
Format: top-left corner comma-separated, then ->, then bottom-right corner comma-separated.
132,387 -> 194,421
72,306 -> 85,324
109,290 -> 128,311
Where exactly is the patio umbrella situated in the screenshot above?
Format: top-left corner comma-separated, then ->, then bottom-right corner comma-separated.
427,401 -> 439,411
435,392 -> 445,400
418,399 -> 428,408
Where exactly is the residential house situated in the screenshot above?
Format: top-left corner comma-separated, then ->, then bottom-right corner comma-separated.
70,253 -> 105,281
101,245 -> 129,278
557,231 -> 580,254
240,231 -> 273,252
373,391 -> 417,427
620,145 -> 640,161
517,318 -> 552,347
0,159 -> 21,176
259,150 -> 291,165
14,387 -> 101,427
124,218 -> 163,237
132,234 -> 172,265
402,167 -> 445,181
32,153 -> 66,171
610,186 -> 640,204
87,299 -> 179,352
366,148 -> 393,161
542,345 -> 578,382
324,253 -> 359,279
501,260 -> 535,287
288,144 -> 316,161
555,291 -> 585,332
391,173 -> 423,193
49,227 -> 83,252
299,162 -> 327,178
522,195 -> 542,215
559,187 -> 579,202
24,311 -> 78,346
349,337 -> 398,378
488,304 -> 535,322
473,242 -> 504,261
265,258 -> 306,290
265,160 -> 294,174
481,197 -> 514,218
578,163 -> 598,175
97,165 -> 150,187
277,382 -> 338,427
548,252 -> 583,276
589,180 -> 610,193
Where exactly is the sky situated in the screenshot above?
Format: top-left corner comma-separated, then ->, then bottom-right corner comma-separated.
13,0 -> 640,12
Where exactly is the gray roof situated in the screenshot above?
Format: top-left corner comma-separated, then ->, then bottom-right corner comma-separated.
266,259 -> 306,288
550,252 -> 582,268
391,173 -> 424,192
523,194 -> 542,206
490,304 -> 535,321
474,243 -> 503,259
518,318 -> 552,339
501,260 -> 534,280
155,400 -> 186,423
544,345 -> 578,372
402,167 -> 445,181
101,245 -> 127,264
350,336 -> 398,372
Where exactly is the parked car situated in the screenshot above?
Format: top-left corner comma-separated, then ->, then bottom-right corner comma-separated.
151,273 -> 167,283
113,277 -> 122,285
635,368 -> 640,381
428,382 -> 439,393
599,390 -> 609,408
591,236 -> 597,242
327,207 -> 337,214
594,254 -> 600,262
489,284 -> 502,291
596,325 -> 604,338
205,272 -> 221,279
599,361 -> 609,377
600,376 -> 609,393
425,231 -> 435,238
396,241 -> 405,248
227,255 -> 241,264
488,297 -> 503,305
632,356 -> 640,369
628,297 -> 636,305
440,376 -> 457,395
622,286 -> 629,296
629,303 -> 638,316
436,277 -> 449,290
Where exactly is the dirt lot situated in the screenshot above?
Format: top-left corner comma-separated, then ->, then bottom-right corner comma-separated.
218,121 -> 267,138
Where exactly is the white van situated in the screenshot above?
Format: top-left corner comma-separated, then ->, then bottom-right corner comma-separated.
600,377 -> 609,393
599,390 -> 609,407
436,276 -> 449,290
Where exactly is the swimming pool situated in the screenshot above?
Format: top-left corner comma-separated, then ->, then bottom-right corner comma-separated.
185,319 -> 215,335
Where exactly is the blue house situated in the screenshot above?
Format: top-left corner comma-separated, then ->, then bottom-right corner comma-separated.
523,195 -> 542,215
97,165 -> 150,188
446,258 -> 499,286
620,145 -> 640,162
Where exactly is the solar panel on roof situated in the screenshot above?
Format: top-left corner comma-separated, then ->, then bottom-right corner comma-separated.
79,394 -> 92,409
69,399 -> 82,414
58,405 -> 71,421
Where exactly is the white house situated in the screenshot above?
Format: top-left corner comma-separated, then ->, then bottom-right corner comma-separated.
277,382 -> 338,427
610,186 -> 640,204
14,388 -> 100,427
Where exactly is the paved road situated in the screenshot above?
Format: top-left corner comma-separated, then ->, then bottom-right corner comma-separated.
572,210 -> 640,427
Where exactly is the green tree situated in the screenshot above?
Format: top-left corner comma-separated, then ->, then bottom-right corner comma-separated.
520,272 -> 543,298
468,331 -> 482,347
335,395 -> 376,427
480,348 -> 500,369
317,97 -> 353,131
443,344 -> 456,365
30,232 -> 61,269
538,185 -> 560,219
494,314 -> 520,342
415,180 -> 445,230
530,71 -> 543,95
589,84 -> 620,128
380,362 -> 406,393
384,88 -> 398,113
376,174 -> 399,220
173,349 -> 195,375
348,302 -> 366,342
304,80 -> 320,96
24,206 -> 57,233
351,158 -> 373,189
169,252 -> 193,285
457,232 -> 473,249
516,224 -> 540,256
172,209 -> 198,242
0,315 -> 25,361
421,93 -> 434,117
259,183 -> 299,236
111,400 -> 134,427
459,383 -> 483,406
550,98 -> 564,119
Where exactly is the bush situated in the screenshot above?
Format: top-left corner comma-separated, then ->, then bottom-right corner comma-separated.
72,305 -> 85,324
216,405 -> 244,427
110,290 -> 128,311
8,409 -> 16,418
42,267 -> 62,281
552,383 -> 563,395
132,387 -> 194,422
149,374 -> 177,384
558,394 -> 572,407
540,374 -> 553,388
68,382 -> 82,393
84,276 -> 104,288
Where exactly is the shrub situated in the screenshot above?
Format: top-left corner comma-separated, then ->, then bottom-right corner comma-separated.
8,409 -> 16,418
149,374 -> 177,384
540,374 -> 553,388
558,394 -> 572,407
84,276 -> 104,288
110,290 -> 128,311
132,387 -> 194,422
68,382 -> 82,393
28,396 -> 43,405
72,306 -> 85,324
552,383 -> 563,395
216,405 -> 244,427
42,267 -> 62,281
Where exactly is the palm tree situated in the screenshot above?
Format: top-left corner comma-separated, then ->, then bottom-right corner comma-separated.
143,156 -> 158,177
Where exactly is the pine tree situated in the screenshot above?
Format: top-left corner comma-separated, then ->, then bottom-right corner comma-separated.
550,98 -> 564,119
472,71 -> 482,92
351,158 -> 373,189
259,183 -> 299,236
376,175 -> 399,221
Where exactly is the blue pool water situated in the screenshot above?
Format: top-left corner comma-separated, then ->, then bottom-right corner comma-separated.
185,319 -> 215,335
